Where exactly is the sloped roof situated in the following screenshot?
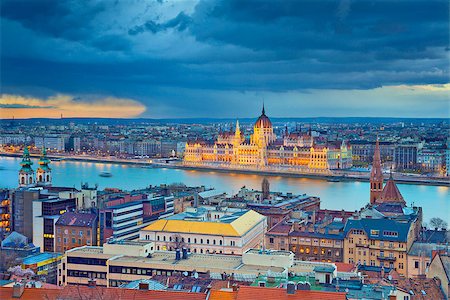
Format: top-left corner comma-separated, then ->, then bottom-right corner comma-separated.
209,290 -> 238,300
377,177 -> 405,206
55,212 -> 97,227
143,210 -> 265,237
344,218 -> 412,242
0,285 -> 206,300
234,286 -> 347,300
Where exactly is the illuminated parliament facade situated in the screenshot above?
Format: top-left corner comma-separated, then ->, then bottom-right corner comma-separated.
184,106 -> 352,173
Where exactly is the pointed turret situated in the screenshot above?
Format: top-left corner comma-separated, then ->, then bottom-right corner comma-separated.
235,120 -> 241,137
370,138 -> 384,204
19,147 -> 35,187
377,170 -> 406,206
262,102 -> 266,115
36,147 -> 52,186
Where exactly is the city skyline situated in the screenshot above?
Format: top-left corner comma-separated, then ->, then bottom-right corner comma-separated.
1,0 -> 449,119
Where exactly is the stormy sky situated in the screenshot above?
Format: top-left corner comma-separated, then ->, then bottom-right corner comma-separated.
0,0 -> 449,119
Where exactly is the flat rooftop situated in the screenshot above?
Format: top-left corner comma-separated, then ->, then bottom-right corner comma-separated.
106,240 -> 152,246
22,252 -> 62,265
67,246 -> 104,255
245,249 -> 292,256
109,251 -> 284,274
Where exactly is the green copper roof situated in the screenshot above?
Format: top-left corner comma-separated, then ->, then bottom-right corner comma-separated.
38,147 -> 51,168
20,147 -> 33,171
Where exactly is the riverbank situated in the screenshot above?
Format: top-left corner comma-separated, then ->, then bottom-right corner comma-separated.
1,152 -> 448,186
155,162 -> 450,187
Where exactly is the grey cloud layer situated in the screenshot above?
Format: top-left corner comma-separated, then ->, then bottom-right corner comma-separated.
0,0 -> 448,117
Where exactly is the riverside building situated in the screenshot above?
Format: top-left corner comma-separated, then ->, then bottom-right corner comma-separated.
184,105 -> 352,173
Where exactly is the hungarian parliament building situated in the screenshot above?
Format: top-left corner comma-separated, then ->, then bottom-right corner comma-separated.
183,106 -> 353,173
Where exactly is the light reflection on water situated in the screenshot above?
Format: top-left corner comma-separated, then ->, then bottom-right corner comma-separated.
0,156 -> 448,223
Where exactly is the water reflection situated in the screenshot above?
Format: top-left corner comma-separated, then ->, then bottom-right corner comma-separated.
0,156 -> 448,223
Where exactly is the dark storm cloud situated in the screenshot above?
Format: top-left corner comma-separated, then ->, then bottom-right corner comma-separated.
0,0 -> 448,117
190,0 -> 448,55
129,12 -> 192,35
0,0 -> 106,41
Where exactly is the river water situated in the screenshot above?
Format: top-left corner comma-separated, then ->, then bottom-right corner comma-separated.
0,156 -> 448,223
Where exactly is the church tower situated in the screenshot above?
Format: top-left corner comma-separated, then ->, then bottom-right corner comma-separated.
19,147 -> 35,187
36,147 -> 52,186
370,139 -> 383,204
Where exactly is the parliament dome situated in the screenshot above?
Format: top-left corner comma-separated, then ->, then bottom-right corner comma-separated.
254,105 -> 272,129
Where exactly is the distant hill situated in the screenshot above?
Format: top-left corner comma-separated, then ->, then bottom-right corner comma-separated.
0,116 -> 448,126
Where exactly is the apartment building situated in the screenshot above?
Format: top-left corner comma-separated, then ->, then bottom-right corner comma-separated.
55,212 -> 98,252
343,218 -> 415,277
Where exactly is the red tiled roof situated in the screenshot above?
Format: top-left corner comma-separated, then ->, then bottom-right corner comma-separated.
334,262 -> 356,273
235,286 -> 347,300
0,285 -> 207,300
209,290 -> 238,300
377,178 -> 405,205
267,223 -> 292,235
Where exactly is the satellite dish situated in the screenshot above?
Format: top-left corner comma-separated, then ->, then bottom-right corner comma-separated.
194,272 -> 199,279
183,271 -> 188,276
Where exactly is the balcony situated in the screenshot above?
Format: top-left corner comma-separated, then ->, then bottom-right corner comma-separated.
377,256 -> 396,261
355,243 -> 368,248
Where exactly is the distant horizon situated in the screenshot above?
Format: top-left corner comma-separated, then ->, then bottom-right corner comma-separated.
0,115 -> 448,122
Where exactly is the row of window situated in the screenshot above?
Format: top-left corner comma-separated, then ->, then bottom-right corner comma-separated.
348,248 -> 404,259
291,246 -> 340,257
57,237 -> 90,246
147,235 -> 238,246
155,245 -> 230,254
67,257 -> 107,266
67,270 -> 106,279
57,228 -> 91,236
109,266 -> 195,277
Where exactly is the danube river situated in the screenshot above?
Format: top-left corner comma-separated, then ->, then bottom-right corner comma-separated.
0,156 -> 448,223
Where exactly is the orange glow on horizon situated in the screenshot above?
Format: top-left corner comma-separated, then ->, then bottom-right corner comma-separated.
0,94 -> 146,119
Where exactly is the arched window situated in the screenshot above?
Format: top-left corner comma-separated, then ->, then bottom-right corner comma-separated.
21,177 -> 25,184
47,174 -> 50,181
39,175 -> 42,182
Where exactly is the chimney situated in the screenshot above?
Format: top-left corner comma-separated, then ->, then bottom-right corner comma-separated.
12,283 -> 24,298
232,283 -> 238,291
182,247 -> 188,259
175,248 -> 181,260
389,295 -> 396,300
88,279 -> 96,288
286,282 -> 296,295
138,282 -> 149,290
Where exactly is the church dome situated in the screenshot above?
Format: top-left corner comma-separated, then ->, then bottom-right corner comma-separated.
254,105 -> 272,129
